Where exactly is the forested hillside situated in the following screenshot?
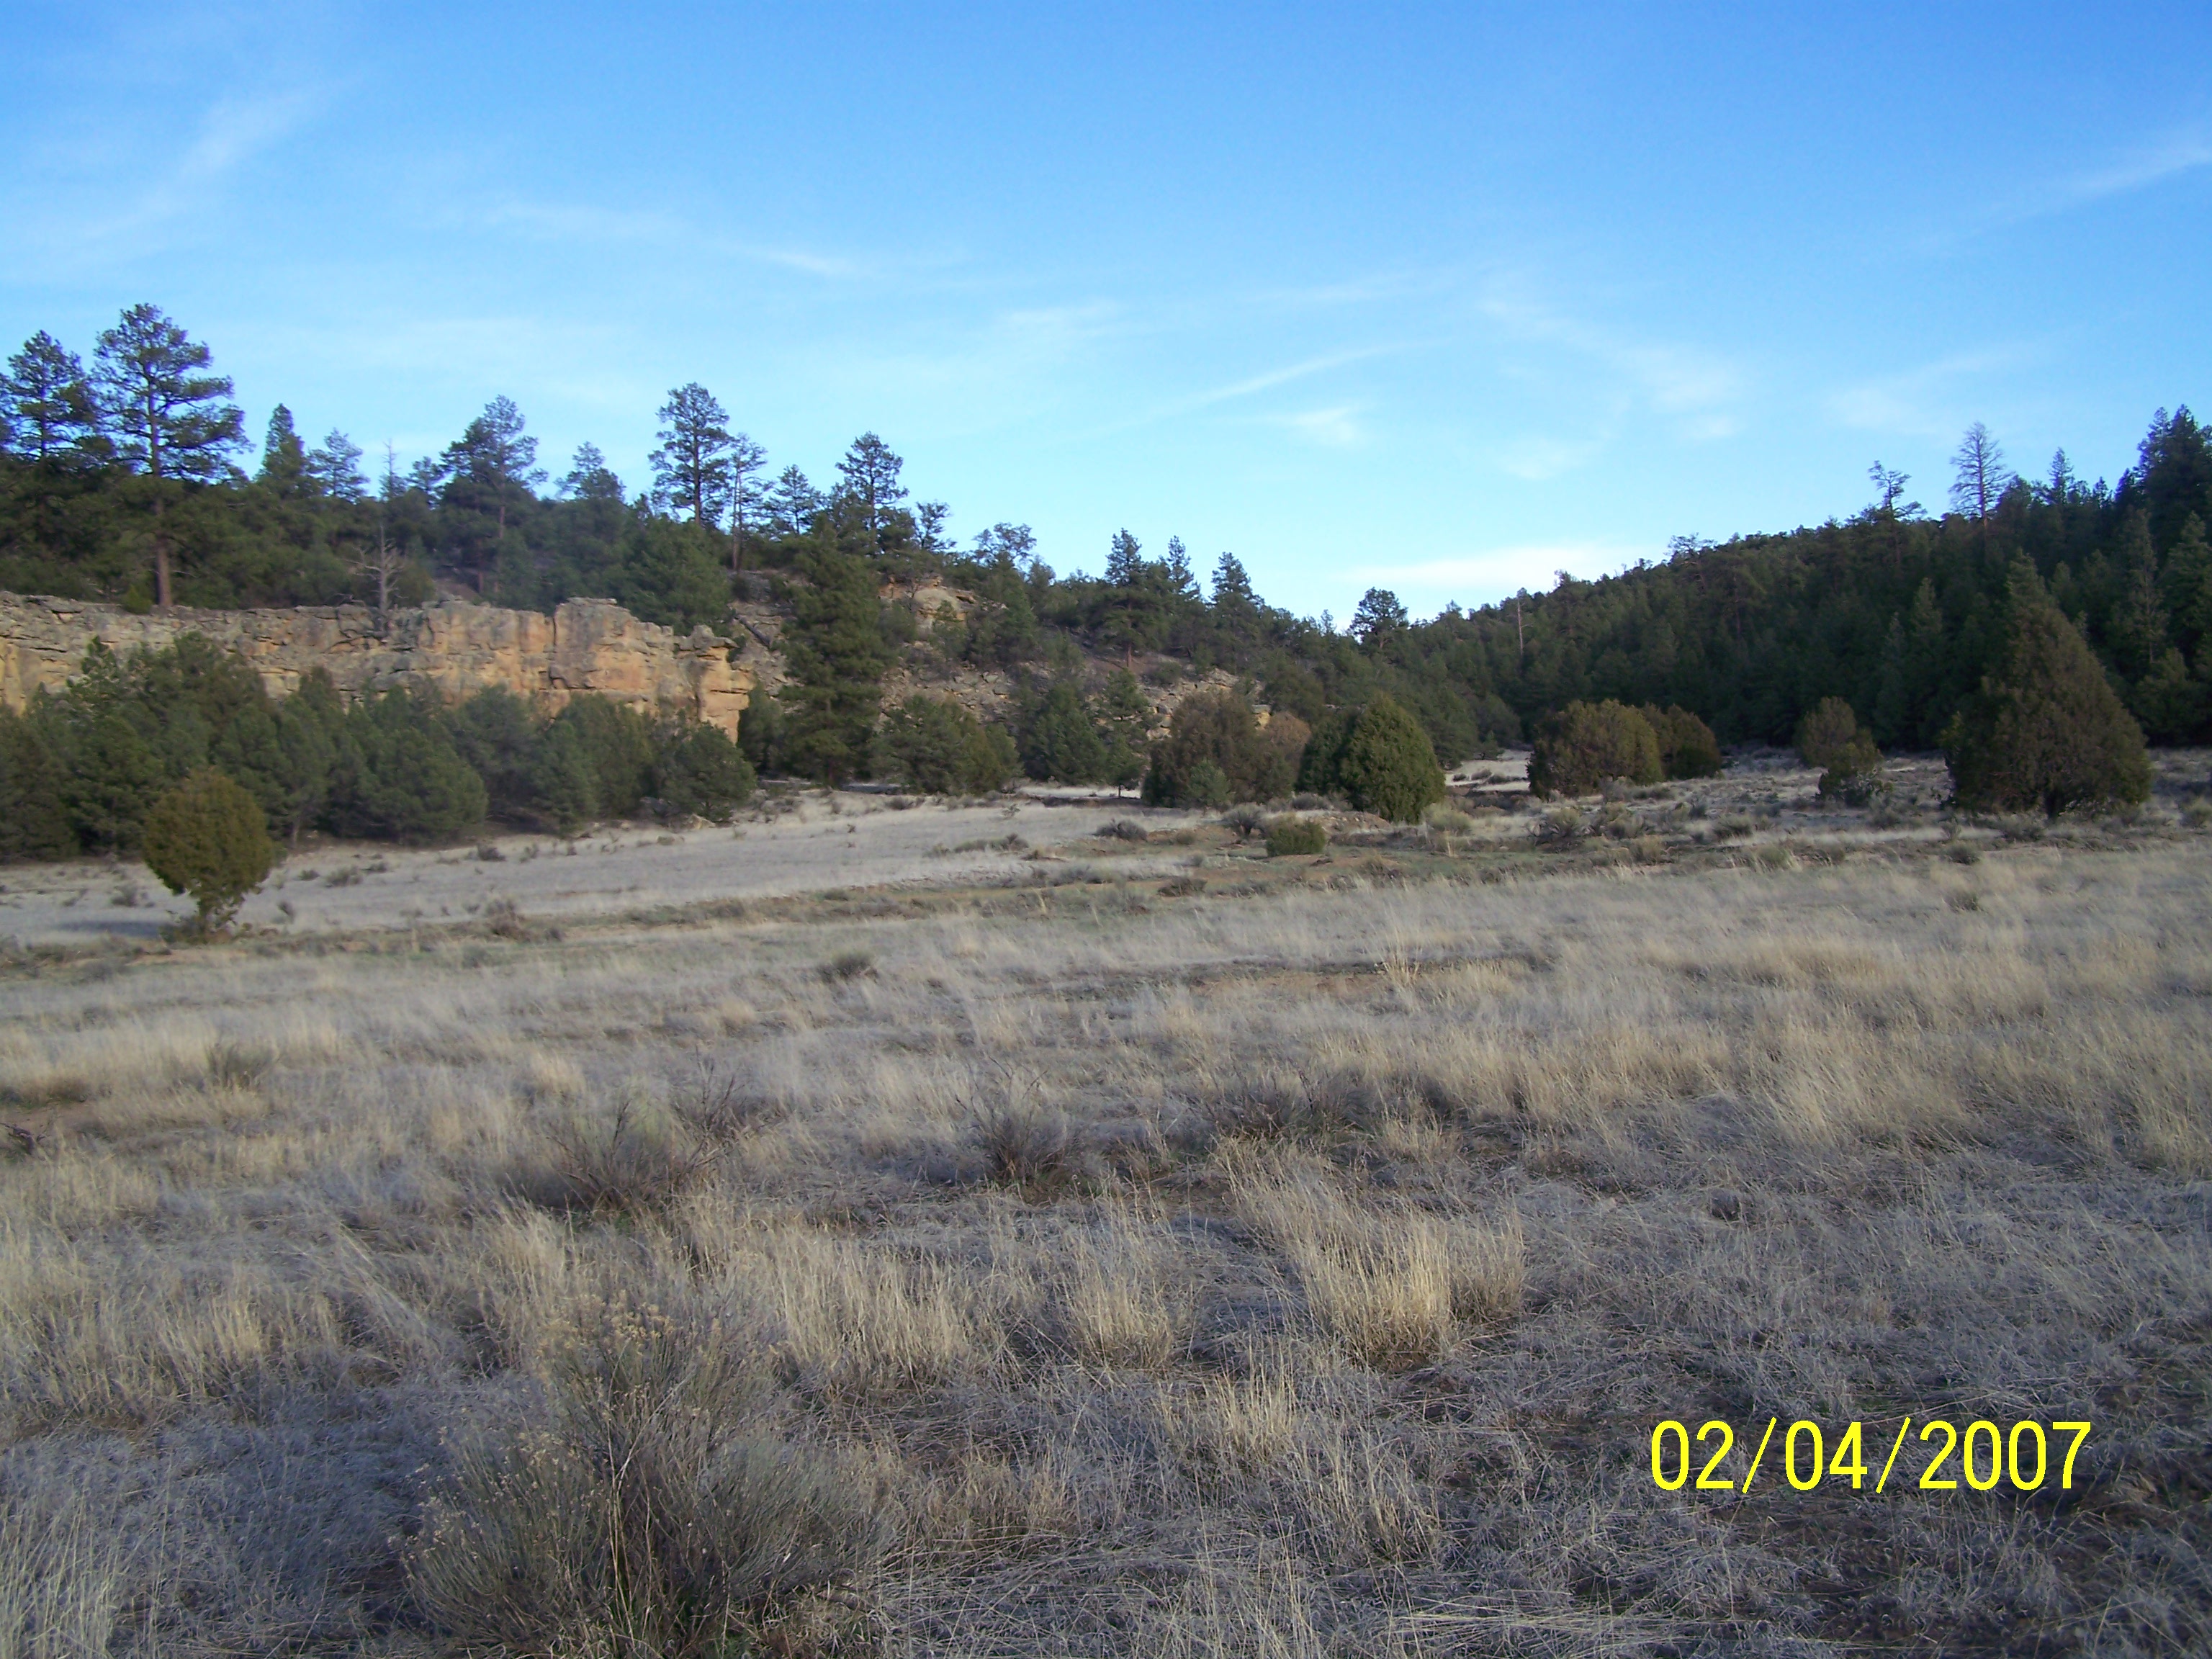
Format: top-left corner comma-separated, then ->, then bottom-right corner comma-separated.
7,305 -> 2211,773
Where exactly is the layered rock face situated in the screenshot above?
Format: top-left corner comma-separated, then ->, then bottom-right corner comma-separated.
0,595 -> 753,734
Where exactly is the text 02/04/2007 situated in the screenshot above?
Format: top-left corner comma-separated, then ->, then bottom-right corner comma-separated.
1649,1418 -> 2092,1495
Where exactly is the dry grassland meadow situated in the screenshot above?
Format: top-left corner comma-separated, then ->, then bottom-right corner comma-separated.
3,752 -> 2211,1658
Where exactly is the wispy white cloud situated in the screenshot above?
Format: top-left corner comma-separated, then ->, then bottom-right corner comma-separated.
481,199 -> 873,280
1826,346 -> 2033,439
0,82 -> 326,277
1991,125 -> 2212,230
1473,282 -> 1749,430
1271,405 -> 1365,447
1182,346 -> 1396,410
1495,433 -> 1604,481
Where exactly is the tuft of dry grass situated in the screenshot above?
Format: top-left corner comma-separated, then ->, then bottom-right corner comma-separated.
415,1303 -> 885,1657
1228,1151 -> 1522,1367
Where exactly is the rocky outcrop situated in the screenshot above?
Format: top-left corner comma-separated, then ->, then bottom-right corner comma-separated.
0,595 -> 753,735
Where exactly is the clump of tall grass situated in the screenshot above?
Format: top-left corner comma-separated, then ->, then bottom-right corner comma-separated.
415,1303 -> 886,1657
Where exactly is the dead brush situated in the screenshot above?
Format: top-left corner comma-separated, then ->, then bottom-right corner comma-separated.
669,1055 -> 785,1144
973,1101 -> 1074,1191
545,1094 -> 728,1215
966,1064 -> 1075,1191
1205,1071 -> 1382,1143
819,949 -> 876,984
481,897 -> 540,941
414,1303 -> 886,1658
203,1038 -> 273,1091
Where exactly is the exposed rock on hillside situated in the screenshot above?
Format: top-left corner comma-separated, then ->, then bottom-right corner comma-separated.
0,594 -> 754,734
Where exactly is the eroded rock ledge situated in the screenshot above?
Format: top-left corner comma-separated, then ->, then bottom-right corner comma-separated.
0,594 -> 753,735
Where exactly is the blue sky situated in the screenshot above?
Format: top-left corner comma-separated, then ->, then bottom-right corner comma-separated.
5,3 -> 2208,621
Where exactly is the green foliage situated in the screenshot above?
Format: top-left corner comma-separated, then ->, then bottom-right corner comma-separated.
9,333 -> 2212,798
616,516 -> 732,631
141,768 -> 274,930
1020,680 -> 1108,783
779,535 -> 890,783
1641,704 -> 1723,778
652,722 -> 755,819
1336,696 -> 1444,822
1529,701 -> 1662,798
1944,570 -> 2152,817
0,709 -> 74,860
1265,814 -> 1328,855
530,720 -> 599,835
446,687 -> 542,819
1819,731 -> 1888,804
330,692 -> 487,842
880,696 -> 1019,795
737,691 -> 786,775
1141,689 -> 1295,807
1794,697 -> 1863,770
552,696 -> 655,819
1295,706 -> 1357,799
2131,647 -> 2204,743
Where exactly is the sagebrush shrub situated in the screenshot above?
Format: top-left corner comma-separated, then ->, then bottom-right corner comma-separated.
1265,815 -> 1328,855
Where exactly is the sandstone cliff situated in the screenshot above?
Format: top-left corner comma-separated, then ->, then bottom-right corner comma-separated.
0,595 -> 753,735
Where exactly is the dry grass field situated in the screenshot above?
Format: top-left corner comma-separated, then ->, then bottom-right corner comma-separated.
3,760 -> 2210,1657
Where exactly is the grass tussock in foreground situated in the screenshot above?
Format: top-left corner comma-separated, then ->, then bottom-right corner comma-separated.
1,831 -> 2209,1656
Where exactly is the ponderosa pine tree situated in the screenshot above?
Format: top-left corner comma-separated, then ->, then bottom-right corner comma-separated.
835,433 -> 907,544
92,305 -> 245,606
4,332 -> 104,464
650,384 -> 734,527
1943,564 -> 2152,817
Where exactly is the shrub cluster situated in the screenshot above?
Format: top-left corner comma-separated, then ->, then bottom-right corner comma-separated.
1795,697 -> 1888,804
1528,700 -> 1662,798
1295,693 -> 1444,822
878,695 -> 1020,794
1264,814 -> 1328,855
1640,704 -> 1723,778
0,634 -> 755,860
1142,690 -> 1306,808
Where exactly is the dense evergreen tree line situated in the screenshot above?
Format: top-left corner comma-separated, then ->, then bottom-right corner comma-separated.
0,634 -> 753,860
4,305 -> 2205,809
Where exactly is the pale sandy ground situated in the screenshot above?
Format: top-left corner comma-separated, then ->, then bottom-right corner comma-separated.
0,793 -> 1192,948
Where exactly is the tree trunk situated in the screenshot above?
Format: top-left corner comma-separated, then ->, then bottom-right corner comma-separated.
153,492 -> 173,608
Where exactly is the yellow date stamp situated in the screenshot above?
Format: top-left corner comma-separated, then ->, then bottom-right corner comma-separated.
1649,1416 -> 2092,1495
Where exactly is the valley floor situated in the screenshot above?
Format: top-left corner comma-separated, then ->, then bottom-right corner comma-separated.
2,770 -> 2209,1656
